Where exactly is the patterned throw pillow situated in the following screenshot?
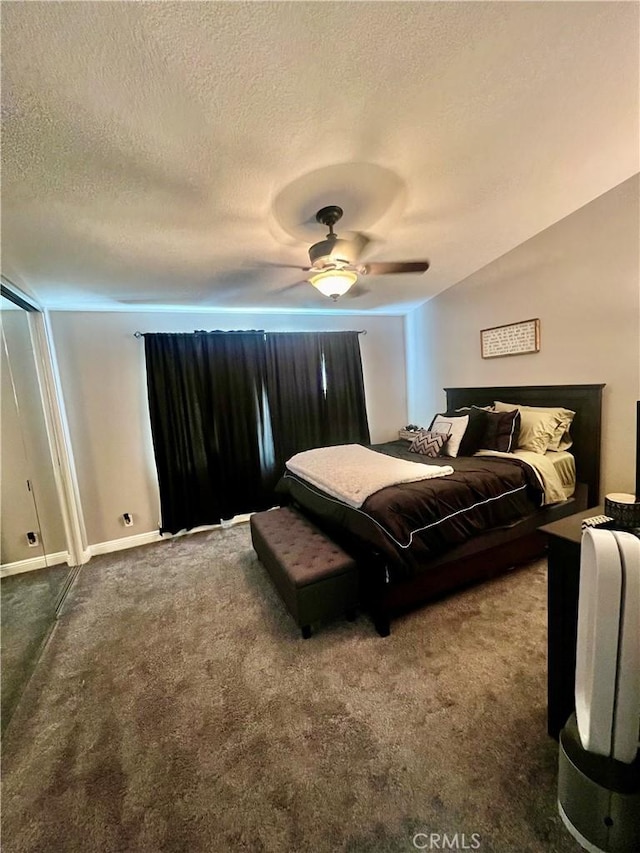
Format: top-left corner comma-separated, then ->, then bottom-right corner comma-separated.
409,430 -> 450,457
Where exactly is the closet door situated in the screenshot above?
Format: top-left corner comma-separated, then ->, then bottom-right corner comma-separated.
1,296 -> 66,567
1,291 -> 71,735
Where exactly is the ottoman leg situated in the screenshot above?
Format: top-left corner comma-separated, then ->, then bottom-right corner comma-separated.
373,613 -> 391,637
301,625 -> 312,639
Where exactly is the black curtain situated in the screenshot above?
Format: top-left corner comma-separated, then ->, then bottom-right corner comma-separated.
265,331 -> 370,479
144,330 -> 370,534
265,333 -> 327,475
319,331 -> 370,446
196,332 -> 271,517
144,332 -> 271,534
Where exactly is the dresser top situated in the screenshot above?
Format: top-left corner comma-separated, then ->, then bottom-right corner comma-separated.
540,506 -> 605,545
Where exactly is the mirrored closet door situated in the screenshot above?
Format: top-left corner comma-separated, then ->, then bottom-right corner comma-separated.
1,288 -> 75,735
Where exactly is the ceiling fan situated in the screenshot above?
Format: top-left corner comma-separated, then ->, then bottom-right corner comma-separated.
278,205 -> 430,300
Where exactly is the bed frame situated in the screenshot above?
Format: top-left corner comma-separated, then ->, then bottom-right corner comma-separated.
363,383 -> 605,635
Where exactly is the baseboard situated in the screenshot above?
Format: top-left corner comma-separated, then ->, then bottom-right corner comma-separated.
86,514 -> 253,559
88,530 -> 163,557
0,516 -> 255,576
1,551 -> 71,578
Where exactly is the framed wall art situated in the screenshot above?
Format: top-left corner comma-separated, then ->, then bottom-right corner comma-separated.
480,318 -> 540,359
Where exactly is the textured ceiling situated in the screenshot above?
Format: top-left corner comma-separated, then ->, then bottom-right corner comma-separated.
2,1 -> 638,314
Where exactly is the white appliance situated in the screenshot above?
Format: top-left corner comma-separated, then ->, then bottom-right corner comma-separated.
558,527 -> 640,852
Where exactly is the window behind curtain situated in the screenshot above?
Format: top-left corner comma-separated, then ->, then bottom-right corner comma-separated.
144,330 -> 370,534
318,331 -> 370,447
264,333 -> 326,480
265,330 -> 370,480
145,331 -> 273,534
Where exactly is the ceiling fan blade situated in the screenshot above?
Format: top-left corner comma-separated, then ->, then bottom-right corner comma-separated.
276,280 -> 309,294
360,261 -> 430,276
345,284 -> 370,298
255,262 -> 311,271
344,231 -> 371,261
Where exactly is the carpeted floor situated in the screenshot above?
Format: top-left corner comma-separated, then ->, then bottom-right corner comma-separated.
2,523 -> 581,853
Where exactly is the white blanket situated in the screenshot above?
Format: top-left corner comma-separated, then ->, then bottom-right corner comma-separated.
285,444 -> 454,509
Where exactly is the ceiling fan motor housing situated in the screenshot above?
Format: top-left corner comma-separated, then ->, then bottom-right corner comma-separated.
308,204 -> 354,268
306,203 -> 429,276
308,236 -> 354,268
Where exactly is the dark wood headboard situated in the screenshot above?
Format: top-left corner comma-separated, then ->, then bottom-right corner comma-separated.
444,384 -> 605,507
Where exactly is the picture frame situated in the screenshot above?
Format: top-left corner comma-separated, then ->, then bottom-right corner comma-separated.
480,318 -> 540,359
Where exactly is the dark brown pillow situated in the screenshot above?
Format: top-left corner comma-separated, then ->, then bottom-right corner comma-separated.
480,409 -> 521,453
453,407 -> 490,456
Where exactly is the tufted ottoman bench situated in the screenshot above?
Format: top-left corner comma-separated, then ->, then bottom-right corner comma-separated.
250,506 -> 359,638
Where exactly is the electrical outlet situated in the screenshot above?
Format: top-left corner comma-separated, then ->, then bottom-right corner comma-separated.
122,513 -> 133,527
26,531 -> 39,547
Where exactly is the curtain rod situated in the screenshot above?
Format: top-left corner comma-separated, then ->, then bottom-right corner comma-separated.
133,330 -> 367,338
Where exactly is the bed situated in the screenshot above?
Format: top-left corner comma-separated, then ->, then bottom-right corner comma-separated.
277,384 -> 604,635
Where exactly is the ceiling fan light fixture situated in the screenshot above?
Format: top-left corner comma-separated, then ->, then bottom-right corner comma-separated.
308,269 -> 358,301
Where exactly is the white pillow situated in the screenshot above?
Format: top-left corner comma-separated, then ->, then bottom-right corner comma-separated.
429,414 -> 469,458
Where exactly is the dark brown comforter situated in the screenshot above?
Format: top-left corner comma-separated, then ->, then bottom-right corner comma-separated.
278,440 -> 544,579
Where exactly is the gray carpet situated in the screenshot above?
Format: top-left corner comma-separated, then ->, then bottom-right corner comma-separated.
2,523 -> 581,852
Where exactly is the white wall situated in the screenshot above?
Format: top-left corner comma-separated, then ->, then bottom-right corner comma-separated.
49,311 -> 407,547
406,175 -> 640,499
